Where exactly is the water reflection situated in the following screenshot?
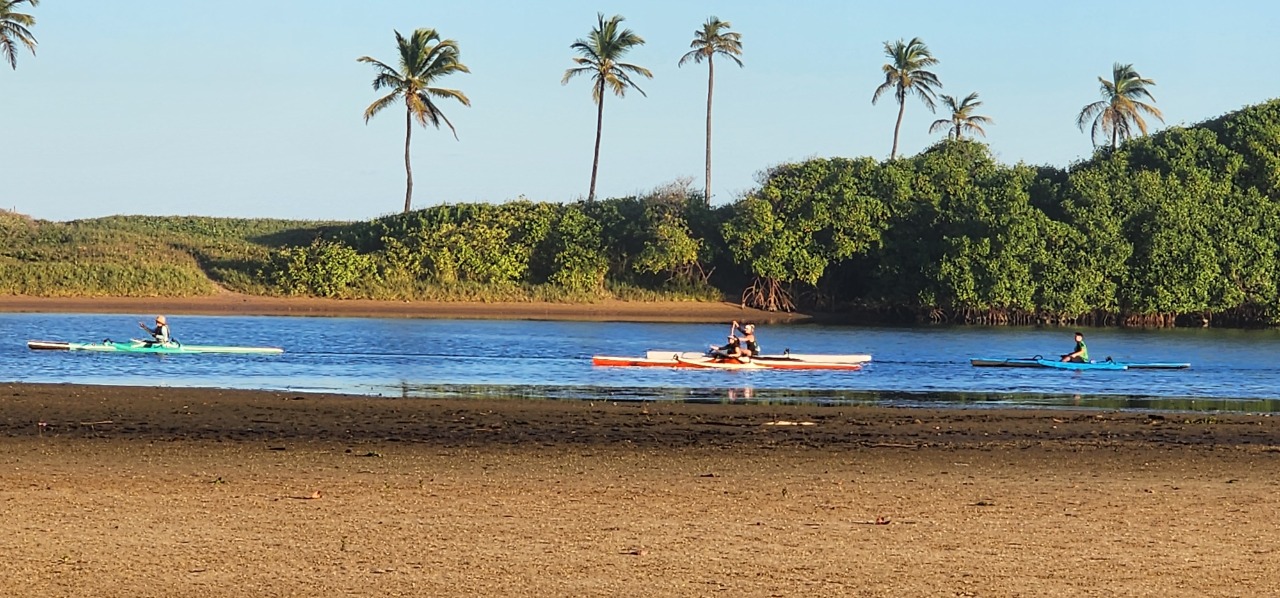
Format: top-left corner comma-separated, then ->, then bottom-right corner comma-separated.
380,383 -> 1280,413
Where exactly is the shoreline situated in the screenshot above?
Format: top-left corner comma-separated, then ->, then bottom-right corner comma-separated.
0,293 -> 808,323
6,382 -> 1279,449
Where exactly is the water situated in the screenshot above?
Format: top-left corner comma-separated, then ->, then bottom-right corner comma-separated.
4,313 -> 1280,412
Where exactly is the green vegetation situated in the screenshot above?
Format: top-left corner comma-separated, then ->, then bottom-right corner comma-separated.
358,28 -> 471,214
0,212 -> 337,296
5,99 -> 1280,326
6,99 -> 1280,326
562,13 -> 653,202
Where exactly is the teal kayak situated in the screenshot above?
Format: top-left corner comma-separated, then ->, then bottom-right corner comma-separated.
970,357 -> 1189,370
27,339 -> 284,355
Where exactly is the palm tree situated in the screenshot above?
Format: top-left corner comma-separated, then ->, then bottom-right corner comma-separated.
1077,63 -> 1164,150
929,92 -> 993,140
359,28 -> 471,214
872,37 -> 942,159
678,16 -> 743,204
0,0 -> 39,70
562,13 -> 653,202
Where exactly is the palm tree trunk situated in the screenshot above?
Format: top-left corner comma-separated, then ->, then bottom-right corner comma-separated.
891,97 -> 906,159
403,109 -> 414,214
588,81 -> 605,202
704,59 -> 714,205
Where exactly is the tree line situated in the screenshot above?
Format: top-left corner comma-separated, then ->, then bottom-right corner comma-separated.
262,98 -> 1280,327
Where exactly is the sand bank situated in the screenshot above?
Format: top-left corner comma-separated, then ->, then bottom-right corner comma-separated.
2,383 -> 1278,597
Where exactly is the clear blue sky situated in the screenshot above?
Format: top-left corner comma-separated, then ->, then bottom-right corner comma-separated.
4,0 -> 1277,221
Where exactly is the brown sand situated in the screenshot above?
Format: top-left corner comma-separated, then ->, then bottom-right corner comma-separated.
2,383 -> 1279,597
4,295 -> 1278,595
0,293 -> 805,323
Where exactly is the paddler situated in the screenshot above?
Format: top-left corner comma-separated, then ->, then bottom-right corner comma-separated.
1060,331 -> 1088,363
710,321 -> 759,361
736,322 -> 759,357
139,315 -> 172,344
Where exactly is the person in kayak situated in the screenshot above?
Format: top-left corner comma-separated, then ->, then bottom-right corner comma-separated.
710,321 -> 759,361
138,315 -> 171,344
1061,331 -> 1089,363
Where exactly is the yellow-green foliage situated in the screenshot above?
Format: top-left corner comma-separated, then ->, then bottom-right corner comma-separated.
0,213 -> 341,297
0,259 -> 214,296
0,209 -> 728,304
264,239 -> 377,298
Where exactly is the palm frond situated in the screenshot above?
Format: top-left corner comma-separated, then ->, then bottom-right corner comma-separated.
871,78 -> 895,104
362,91 -> 401,122
369,71 -> 404,91
0,0 -> 39,69
426,87 -> 471,107
561,64 -> 596,85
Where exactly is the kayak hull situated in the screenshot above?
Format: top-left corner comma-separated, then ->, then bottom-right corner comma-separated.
591,355 -> 701,368
644,350 -> 871,364
28,339 -> 284,355
970,357 -> 1125,370
1031,359 -> 1126,371
592,353 -> 861,371
970,357 -> 1188,370
675,356 -> 770,370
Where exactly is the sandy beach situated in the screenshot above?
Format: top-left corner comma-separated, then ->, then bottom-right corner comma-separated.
4,295 -> 1280,596
2,383 -> 1279,597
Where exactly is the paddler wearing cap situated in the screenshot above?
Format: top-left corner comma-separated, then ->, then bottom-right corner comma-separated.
138,315 -> 172,344
710,320 -> 759,361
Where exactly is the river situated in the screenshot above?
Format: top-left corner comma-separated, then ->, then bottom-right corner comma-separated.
4,313 -> 1280,412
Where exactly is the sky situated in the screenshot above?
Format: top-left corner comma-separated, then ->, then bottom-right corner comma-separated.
3,0 -> 1278,222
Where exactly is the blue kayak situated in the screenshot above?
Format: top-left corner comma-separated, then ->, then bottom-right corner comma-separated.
970,357 -> 1189,370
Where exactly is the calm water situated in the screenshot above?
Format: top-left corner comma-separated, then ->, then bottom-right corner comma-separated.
4,313 -> 1280,412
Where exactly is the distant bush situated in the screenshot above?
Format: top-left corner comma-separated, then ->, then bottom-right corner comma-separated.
264,239 -> 377,298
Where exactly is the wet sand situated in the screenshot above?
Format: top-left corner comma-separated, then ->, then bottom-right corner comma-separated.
2,383 -> 1279,597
